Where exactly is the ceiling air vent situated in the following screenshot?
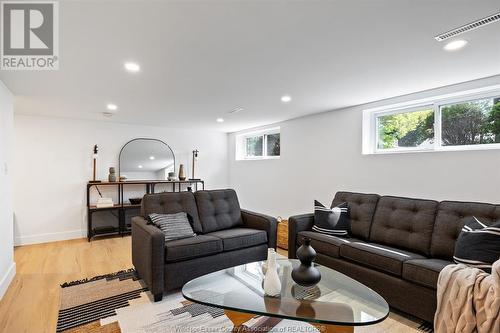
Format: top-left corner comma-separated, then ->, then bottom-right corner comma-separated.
228,107 -> 244,114
434,12 -> 500,41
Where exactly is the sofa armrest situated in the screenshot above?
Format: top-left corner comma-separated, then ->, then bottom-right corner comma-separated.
241,209 -> 278,249
131,216 -> 165,299
288,213 -> 314,259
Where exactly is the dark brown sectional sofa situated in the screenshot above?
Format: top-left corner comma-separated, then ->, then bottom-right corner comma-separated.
288,191 -> 500,323
132,189 -> 277,301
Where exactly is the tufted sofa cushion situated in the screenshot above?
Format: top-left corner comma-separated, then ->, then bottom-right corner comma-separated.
141,191 -> 203,233
402,258 -> 452,289
369,196 -> 438,256
430,201 -> 500,260
331,191 -> 380,240
297,230 -> 364,258
340,242 -> 426,276
207,228 -> 267,251
195,189 -> 243,233
165,235 -> 223,262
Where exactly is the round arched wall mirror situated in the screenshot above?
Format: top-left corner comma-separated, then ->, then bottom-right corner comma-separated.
119,138 -> 175,180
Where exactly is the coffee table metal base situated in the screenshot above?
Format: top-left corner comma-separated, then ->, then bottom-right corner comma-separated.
224,310 -> 354,333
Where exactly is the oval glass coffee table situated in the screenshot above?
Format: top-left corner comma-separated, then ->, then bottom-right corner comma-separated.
182,258 -> 389,332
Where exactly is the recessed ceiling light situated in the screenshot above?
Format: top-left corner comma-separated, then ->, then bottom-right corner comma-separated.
106,103 -> 118,111
138,165 -> 143,169
149,156 -> 155,160
443,39 -> 468,51
281,95 -> 292,103
216,118 -> 224,123
124,62 -> 140,72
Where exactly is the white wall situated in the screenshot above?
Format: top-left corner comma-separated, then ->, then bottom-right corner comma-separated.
14,115 -> 229,245
12,75 -> 500,245
229,75 -> 500,218
0,81 -> 15,299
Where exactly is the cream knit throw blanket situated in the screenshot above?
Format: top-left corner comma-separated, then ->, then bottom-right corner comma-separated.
434,260 -> 500,333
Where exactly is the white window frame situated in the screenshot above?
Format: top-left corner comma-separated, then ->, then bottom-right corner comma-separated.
363,86 -> 500,155
374,105 -> 435,153
236,127 -> 280,160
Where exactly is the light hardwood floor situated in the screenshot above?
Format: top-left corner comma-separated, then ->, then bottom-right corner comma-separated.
0,237 -> 133,333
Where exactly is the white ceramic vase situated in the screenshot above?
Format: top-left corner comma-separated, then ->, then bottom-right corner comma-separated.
263,248 -> 281,297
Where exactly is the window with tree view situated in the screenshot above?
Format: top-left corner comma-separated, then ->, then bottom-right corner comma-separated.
441,97 -> 500,146
245,136 -> 263,157
377,108 -> 434,149
238,129 -> 280,159
266,133 -> 280,156
374,93 -> 500,152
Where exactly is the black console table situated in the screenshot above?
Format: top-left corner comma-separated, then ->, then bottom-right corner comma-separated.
86,180 -> 205,241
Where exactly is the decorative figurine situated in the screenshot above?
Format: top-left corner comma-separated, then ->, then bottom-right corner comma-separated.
264,248 -> 281,297
178,164 -> 186,181
108,167 -> 117,182
291,237 -> 321,287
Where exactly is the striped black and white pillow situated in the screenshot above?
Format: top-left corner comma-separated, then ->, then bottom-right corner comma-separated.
453,217 -> 500,272
148,212 -> 196,242
312,200 -> 351,237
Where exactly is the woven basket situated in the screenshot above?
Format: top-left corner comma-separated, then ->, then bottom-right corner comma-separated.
277,220 -> 288,250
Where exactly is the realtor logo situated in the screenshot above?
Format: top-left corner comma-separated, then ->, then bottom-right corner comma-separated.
1,1 -> 59,70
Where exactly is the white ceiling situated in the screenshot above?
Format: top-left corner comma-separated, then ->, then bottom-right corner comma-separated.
1,0 -> 499,132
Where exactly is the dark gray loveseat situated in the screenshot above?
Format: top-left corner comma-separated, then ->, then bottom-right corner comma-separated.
132,189 -> 277,301
289,191 -> 500,323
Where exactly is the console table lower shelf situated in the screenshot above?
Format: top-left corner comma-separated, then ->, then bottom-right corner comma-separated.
87,204 -> 140,240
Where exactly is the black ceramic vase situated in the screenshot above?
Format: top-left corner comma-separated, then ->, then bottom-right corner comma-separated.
291,237 -> 321,287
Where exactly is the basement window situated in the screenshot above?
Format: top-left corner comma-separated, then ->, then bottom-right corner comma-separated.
377,107 -> 435,151
363,87 -> 500,154
236,127 -> 280,160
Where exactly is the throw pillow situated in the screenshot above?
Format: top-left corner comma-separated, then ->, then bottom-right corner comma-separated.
312,200 -> 351,237
148,212 -> 196,242
453,216 -> 500,272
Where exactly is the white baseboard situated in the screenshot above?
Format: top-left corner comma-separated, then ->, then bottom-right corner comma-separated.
0,262 -> 16,300
15,229 -> 85,246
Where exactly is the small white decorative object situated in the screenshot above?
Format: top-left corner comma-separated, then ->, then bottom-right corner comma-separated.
263,248 -> 281,297
262,249 -> 281,275
96,197 -> 114,208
